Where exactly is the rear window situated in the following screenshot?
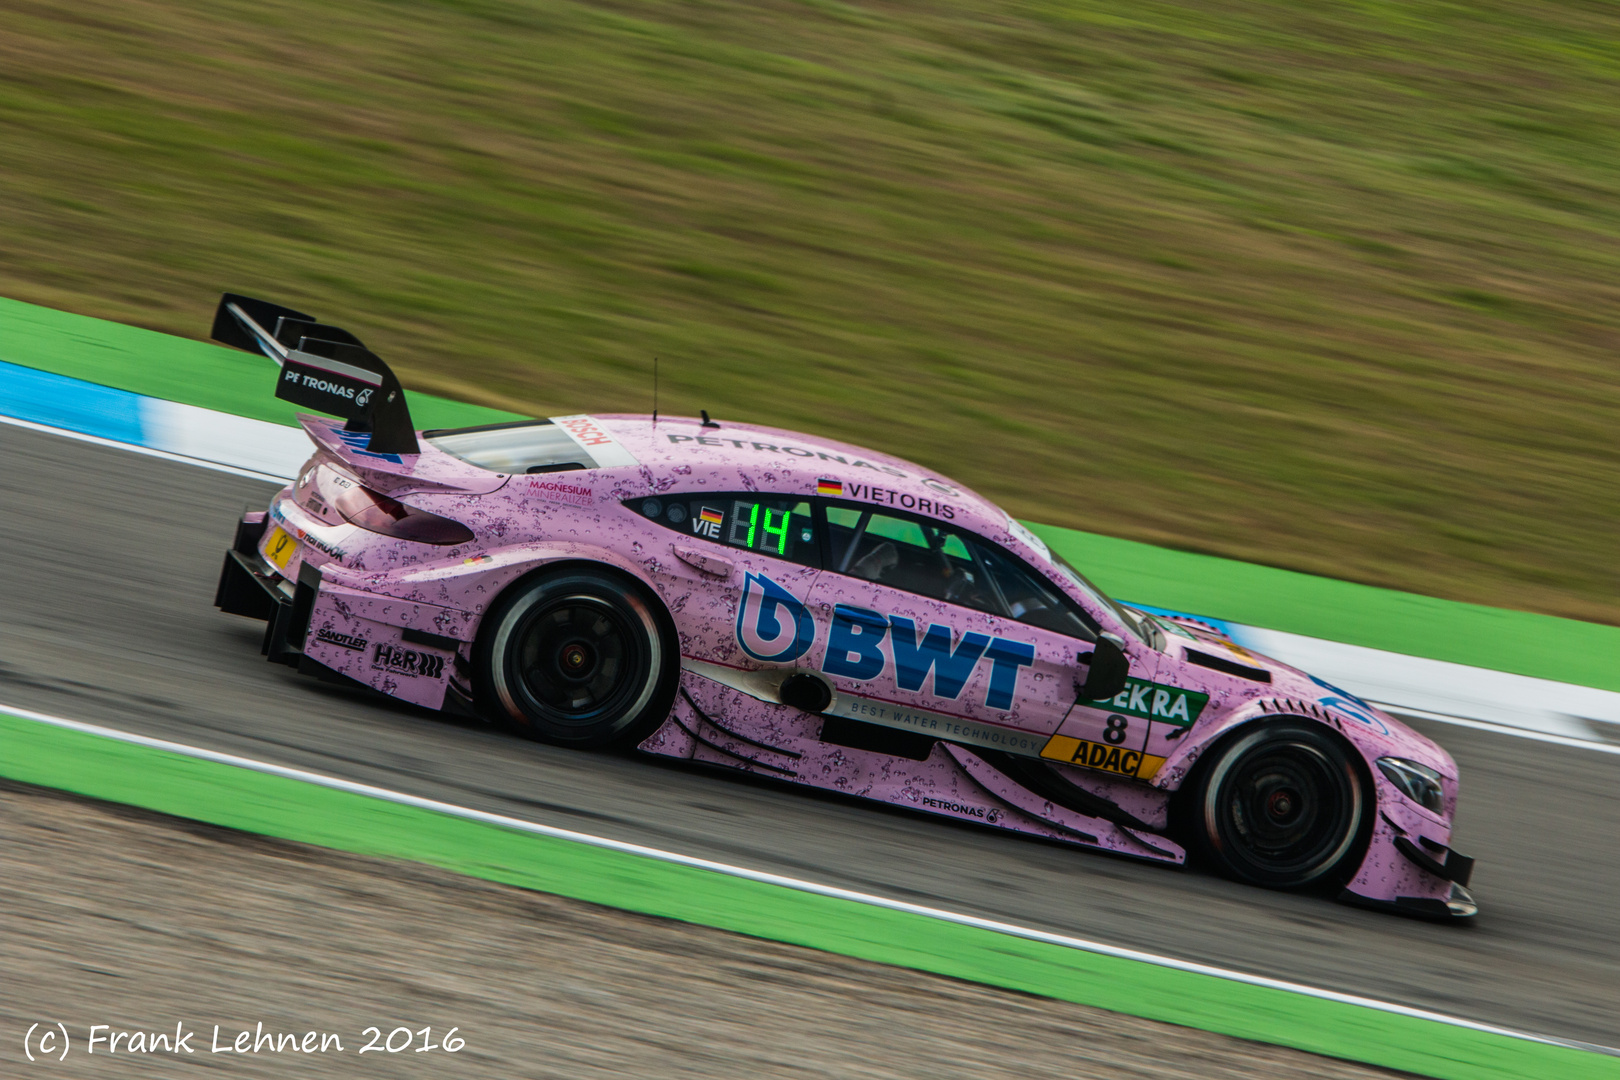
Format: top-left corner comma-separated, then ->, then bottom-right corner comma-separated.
632,494 -> 819,567
426,421 -> 592,474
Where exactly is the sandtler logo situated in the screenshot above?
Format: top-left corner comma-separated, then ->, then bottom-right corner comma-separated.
315,627 -> 367,652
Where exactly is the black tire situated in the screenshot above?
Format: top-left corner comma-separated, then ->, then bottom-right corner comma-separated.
1189,721 -> 1368,889
476,567 -> 675,749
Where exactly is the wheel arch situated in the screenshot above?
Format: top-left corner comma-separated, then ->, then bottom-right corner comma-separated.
467,552 -> 683,744
425,539 -> 672,639
1156,700 -> 1375,794
470,554 -> 680,666
1166,710 -> 1378,876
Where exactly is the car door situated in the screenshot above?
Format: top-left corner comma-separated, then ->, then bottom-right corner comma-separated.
802,504 -> 1127,764
983,542 -> 1185,782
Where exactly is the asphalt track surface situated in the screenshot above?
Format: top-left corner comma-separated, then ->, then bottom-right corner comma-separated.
3,422 -> 1617,1049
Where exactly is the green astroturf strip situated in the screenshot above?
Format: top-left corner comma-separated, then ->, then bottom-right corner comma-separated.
3,295 -> 1618,693
1,713 -> 1614,1080
1029,522 -> 1620,696
0,295 -> 520,431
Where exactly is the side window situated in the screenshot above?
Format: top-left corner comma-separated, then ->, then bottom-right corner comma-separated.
972,541 -> 1097,640
824,506 -> 998,612
631,494 -> 819,567
824,504 -> 1094,640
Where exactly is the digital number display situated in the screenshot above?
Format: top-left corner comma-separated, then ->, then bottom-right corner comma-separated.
655,494 -> 815,565
726,500 -> 795,555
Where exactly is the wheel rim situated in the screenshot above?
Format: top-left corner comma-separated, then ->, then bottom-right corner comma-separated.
1212,737 -> 1360,884
511,595 -> 642,727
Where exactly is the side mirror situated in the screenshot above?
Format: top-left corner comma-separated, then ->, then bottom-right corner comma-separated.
1077,633 -> 1130,702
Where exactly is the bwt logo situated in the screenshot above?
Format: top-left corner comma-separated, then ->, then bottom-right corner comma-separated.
736,573 -> 816,663
736,574 -> 1036,710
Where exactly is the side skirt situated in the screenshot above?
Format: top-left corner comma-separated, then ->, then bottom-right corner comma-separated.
638,670 -> 1184,866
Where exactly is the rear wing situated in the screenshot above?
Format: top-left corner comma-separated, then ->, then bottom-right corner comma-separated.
210,293 -> 419,455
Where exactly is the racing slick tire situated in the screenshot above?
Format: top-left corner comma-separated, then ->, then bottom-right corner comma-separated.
1188,721 -> 1369,890
475,567 -> 676,749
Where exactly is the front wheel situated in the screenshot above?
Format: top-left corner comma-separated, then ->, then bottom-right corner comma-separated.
476,567 -> 674,749
1189,721 -> 1368,889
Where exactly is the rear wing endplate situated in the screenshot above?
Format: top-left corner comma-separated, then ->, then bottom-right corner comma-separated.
210,293 -> 419,455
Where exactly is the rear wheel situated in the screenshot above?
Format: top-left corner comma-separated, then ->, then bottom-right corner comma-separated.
477,568 -> 674,749
1190,722 -> 1367,889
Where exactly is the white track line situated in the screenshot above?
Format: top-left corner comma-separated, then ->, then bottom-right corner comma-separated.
0,413 -> 292,484
1375,703 -> 1620,755
2,701 -> 1612,1058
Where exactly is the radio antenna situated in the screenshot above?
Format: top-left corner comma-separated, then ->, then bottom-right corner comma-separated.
652,356 -> 659,425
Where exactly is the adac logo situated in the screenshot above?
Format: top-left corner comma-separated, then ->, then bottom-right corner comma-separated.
736,573 -> 815,663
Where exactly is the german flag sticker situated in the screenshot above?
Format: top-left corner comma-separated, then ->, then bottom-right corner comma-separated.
817,478 -> 843,496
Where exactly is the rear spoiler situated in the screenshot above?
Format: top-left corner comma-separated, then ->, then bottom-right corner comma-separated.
210,293 -> 419,455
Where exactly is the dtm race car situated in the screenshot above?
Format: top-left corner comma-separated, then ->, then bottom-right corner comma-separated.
211,293 -> 1476,918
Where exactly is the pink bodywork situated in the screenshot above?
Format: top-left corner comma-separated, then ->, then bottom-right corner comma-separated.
257,412 -> 1464,912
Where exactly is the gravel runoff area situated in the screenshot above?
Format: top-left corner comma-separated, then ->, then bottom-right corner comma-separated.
0,781 -> 1406,1079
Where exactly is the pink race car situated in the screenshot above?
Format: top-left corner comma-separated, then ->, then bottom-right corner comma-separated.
211,294 -> 1475,918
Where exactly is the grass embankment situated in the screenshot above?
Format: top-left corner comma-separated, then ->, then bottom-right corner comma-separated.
2,0 -> 1618,622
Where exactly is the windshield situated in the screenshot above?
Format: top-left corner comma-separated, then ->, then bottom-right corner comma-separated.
1148,612 -> 1197,640
426,421 -> 594,474
1045,550 -> 1155,646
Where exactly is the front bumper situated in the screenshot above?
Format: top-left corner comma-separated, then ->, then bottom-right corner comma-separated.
1341,882 -> 1478,921
1393,834 -> 1474,888
1338,800 -> 1478,920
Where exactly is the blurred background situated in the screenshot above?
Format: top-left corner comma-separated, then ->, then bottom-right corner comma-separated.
3,0 -> 1617,621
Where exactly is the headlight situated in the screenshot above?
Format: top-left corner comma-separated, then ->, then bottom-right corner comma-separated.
1377,757 -> 1444,815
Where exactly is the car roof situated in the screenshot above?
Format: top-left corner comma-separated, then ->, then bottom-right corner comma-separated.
592,413 -> 1021,544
